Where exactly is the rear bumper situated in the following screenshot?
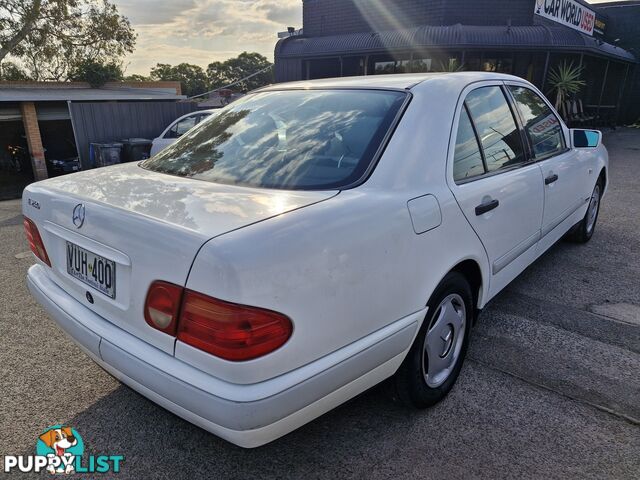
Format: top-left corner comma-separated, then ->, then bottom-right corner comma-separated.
27,264 -> 422,448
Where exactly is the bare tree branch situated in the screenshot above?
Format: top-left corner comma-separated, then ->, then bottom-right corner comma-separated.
0,0 -> 42,63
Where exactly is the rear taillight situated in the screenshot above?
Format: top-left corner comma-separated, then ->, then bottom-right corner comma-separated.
144,282 -> 293,361
144,281 -> 183,335
23,217 -> 51,267
177,291 -> 293,361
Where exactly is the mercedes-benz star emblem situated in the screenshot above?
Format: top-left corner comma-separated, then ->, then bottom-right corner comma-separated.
72,203 -> 85,229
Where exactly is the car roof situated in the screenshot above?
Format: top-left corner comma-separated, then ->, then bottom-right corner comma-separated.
257,72 -> 526,92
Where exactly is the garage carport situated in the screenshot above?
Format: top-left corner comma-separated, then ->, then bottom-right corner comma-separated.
0,81 -> 190,200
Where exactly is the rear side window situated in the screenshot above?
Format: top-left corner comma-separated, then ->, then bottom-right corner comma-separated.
465,86 -> 526,173
509,86 -> 565,159
143,89 -> 407,190
453,107 -> 485,182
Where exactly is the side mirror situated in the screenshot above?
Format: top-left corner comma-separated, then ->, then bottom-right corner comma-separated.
571,129 -> 602,149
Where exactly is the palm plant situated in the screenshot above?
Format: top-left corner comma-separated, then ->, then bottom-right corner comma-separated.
547,61 -> 586,114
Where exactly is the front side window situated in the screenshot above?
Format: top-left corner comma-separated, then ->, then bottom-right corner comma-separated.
165,116 -> 198,139
197,113 -> 213,124
143,89 -> 407,190
453,107 -> 485,182
509,86 -> 565,159
465,86 -> 526,173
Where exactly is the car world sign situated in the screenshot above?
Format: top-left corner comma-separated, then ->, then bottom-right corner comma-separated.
534,0 -> 595,36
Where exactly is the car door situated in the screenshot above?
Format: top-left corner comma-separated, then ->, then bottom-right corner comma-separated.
505,83 -> 588,251
448,83 -> 545,299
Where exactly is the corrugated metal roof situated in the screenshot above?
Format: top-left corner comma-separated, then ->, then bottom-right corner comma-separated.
260,72 -> 443,91
0,87 -> 186,102
276,25 -> 636,62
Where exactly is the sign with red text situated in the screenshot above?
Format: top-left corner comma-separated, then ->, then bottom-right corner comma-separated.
534,0 -> 595,36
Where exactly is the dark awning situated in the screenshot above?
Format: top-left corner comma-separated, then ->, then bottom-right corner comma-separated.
276,24 -> 636,63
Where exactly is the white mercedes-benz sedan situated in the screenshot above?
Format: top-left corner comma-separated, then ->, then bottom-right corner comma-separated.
24,72 -> 608,448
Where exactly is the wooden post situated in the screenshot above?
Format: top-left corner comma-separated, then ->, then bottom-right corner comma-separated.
20,102 -> 48,181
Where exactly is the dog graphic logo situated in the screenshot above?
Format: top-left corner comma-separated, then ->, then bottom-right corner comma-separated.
36,425 -> 84,474
5,425 -> 123,474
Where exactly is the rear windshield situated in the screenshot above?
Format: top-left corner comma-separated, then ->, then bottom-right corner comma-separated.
142,89 -> 407,190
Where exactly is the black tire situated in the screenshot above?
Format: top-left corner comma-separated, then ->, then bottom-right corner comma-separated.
567,178 -> 603,244
392,271 -> 473,408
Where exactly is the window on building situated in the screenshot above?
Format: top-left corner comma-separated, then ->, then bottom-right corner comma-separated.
464,52 -> 483,71
342,57 -> 365,76
373,59 -> 411,74
482,54 -> 513,74
374,61 -> 396,74
307,58 -> 341,79
395,60 -> 411,73
509,86 -> 565,159
370,54 -> 411,75
411,58 -> 433,73
412,54 -> 462,73
600,61 -> 626,106
453,107 -> 486,182
513,53 -> 547,85
465,86 -> 526,172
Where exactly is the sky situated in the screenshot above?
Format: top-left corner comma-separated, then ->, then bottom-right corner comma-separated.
113,0 -> 301,75
114,0 -> 625,76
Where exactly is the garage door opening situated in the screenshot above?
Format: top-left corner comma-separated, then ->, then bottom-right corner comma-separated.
0,105 -> 33,200
37,103 -> 80,178
39,119 -> 80,177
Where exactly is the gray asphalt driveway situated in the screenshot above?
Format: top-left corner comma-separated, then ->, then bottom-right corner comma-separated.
1,129 -> 638,479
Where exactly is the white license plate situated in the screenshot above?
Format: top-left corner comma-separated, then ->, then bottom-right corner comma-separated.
66,242 -> 116,299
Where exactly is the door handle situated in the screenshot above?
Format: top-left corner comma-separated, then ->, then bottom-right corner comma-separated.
545,174 -> 559,185
475,199 -> 500,216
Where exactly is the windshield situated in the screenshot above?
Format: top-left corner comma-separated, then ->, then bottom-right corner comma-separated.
142,89 -> 407,190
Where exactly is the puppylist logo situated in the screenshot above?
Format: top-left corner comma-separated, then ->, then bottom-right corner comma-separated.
3,425 -> 124,475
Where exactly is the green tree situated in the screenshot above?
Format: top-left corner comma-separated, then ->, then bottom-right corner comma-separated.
0,0 -> 136,80
68,59 -> 123,87
150,63 -> 208,97
207,52 -> 273,92
123,73 -> 149,82
0,61 -> 30,80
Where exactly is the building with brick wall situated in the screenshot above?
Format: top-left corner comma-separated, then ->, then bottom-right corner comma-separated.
275,0 -> 638,123
0,81 -> 189,199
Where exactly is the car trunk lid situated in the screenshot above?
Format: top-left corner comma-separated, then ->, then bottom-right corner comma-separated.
24,162 -> 337,354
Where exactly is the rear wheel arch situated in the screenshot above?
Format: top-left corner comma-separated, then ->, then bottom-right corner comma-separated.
450,259 -> 484,322
392,270 -> 474,407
